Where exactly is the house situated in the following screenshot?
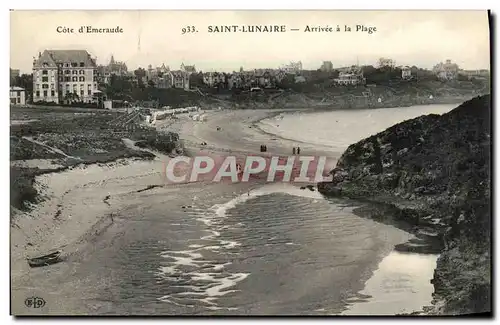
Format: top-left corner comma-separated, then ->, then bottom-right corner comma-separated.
228,73 -> 243,90
280,61 -> 302,74
32,49 -> 98,104
203,72 -> 226,87
433,60 -> 459,81
320,61 -> 333,72
169,70 -> 189,89
108,55 -> 128,75
401,66 -> 412,80
10,86 -> 26,105
334,66 -> 366,86
181,63 -> 196,74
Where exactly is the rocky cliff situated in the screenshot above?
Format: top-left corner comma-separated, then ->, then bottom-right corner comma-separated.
317,95 -> 491,315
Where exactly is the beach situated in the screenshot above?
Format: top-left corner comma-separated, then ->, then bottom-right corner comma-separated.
11,107 -> 437,315
10,108 -> 315,314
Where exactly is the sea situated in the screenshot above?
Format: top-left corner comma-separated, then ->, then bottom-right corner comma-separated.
25,103 -> 457,315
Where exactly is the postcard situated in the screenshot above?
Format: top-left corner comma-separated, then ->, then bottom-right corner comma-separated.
10,10 -> 491,316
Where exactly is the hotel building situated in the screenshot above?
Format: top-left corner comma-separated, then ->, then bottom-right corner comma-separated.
32,50 -> 98,104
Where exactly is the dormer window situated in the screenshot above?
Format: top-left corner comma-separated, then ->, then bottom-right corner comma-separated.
79,62 -> 85,67
42,62 -> 49,67
64,63 -> 69,67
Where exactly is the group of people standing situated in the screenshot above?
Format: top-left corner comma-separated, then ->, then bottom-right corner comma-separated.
292,146 -> 301,155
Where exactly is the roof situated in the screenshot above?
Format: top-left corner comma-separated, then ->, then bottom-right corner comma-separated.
10,86 -> 25,91
182,64 -> 196,73
34,50 -> 97,68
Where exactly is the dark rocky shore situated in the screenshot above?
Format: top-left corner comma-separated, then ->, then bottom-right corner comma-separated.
317,95 -> 491,315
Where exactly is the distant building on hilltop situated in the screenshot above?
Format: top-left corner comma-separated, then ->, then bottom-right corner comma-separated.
281,61 -> 302,74
32,49 -> 98,104
401,66 -> 412,80
334,65 -> 366,86
97,54 -> 128,84
320,61 -> 333,72
433,59 -> 459,81
458,69 -> 490,79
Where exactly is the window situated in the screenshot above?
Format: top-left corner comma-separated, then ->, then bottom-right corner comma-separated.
65,77 -> 71,82
42,70 -> 48,75
79,76 -> 85,82
88,90 -> 92,95
36,84 -> 40,90
42,84 -> 49,89
71,62 -> 78,67
93,83 -> 97,89
51,90 -> 55,97
80,84 -> 84,89
17,98 -> 20,104
93,76 -> 98,82
65,70 -> 71,75
72,76 -> 78,82
36,91 -> 40,97
66,84 -> 70,89
64,63 -> 69,67
73,70 -> 78,75
87,84 -> 92,89
51,76 -> 55,82
43,90 -> 47,97
42,76 -> 48,82
79,62 -> 85,67
17,91 -> 20,96
50,84 -> 55,89
80,90 -> 84,97
79,70 -> 84,75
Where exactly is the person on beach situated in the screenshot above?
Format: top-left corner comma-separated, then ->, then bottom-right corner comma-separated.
297,146 -> 301,155
292,147 -> 296,155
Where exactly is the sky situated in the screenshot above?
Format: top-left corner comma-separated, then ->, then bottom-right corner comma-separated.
10,10 -> 491,74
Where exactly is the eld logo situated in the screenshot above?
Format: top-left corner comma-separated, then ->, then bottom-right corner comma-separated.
24,297 -> 46,309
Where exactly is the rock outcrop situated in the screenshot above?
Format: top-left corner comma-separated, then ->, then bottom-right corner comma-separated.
318,95 -> 491,315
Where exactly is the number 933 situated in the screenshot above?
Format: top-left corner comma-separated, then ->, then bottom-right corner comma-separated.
182,26 -> 197,34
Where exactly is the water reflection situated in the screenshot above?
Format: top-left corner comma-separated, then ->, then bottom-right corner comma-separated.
342,251 -> 438,315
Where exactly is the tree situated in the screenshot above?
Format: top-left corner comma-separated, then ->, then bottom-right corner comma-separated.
134,68 -> 146,79
64,92 -> 80,103
11,74 -> 33,93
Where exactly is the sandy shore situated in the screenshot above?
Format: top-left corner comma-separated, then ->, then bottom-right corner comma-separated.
12,108 -> 340,312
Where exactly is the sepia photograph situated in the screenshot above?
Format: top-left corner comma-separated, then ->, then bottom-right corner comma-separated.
9,9 -> 491,316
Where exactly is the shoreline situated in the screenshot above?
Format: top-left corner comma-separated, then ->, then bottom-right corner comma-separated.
11,106 -> 439,315
252,101 -> 465,151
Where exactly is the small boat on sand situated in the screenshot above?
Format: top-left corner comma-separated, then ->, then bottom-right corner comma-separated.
27,250 -> 62,268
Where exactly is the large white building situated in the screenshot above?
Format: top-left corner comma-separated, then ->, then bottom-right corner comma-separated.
32,50 -> 98,104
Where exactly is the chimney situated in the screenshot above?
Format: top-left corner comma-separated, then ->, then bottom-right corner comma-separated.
38,52 -> 41,58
